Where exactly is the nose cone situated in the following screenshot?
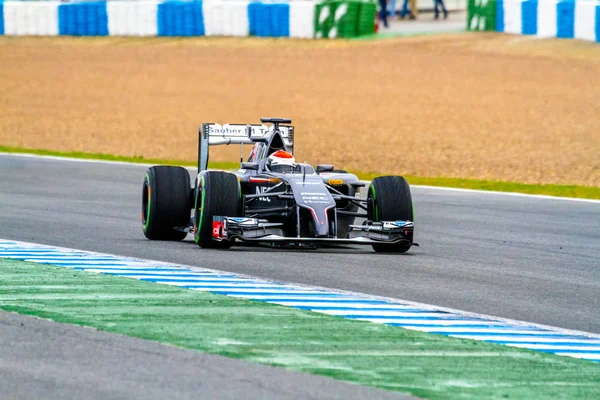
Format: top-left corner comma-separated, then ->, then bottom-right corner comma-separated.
309,206 -> 333,237
289,176 -> 336,238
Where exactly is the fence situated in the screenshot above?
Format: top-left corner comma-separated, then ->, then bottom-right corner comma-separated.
0,0 -> 377,38
467,0 -> 600,43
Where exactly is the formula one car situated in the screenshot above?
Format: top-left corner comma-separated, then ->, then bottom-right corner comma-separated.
142,118 -> 417,253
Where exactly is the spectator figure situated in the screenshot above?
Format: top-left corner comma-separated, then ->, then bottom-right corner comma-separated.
400,0 -> 416,19
434,0 -> 448,19
379,0 -> 389,28
410,0 -> 418,19
389,0 -> 397,19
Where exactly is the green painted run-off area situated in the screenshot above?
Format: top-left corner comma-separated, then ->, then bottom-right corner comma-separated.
1,258 -> 598,399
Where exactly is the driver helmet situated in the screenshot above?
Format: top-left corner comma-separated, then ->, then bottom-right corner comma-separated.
267,150 -> 296,173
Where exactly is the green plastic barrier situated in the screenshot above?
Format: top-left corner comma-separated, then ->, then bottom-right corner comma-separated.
467,0 -> 497,31
356,2 -> 376,36
315,0 -> 375,38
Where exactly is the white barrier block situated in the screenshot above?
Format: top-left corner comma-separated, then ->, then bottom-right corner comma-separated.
204,1 -> 225,36
227,1 -> 249,37
2,2 -> 17,36
107,2 -> 121,36
203,1 -> 214,36
7,2 -> 26,36
574,0 -> 599,41
290,1 -> 316,38
221,2 -> 233,36
46,2 -> 60,36
503,0 -> 523,35
537,0 -> 559,38
136,1 -> 159,36
125,3 -> 139,36
34,3 -> 46,36
26,2 -> 39,35
16,2 -> 30,36
35,2 -> 60,36
108,2 -> 130,36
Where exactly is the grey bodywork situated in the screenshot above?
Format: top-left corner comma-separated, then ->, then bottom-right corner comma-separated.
194,118 -> 414,248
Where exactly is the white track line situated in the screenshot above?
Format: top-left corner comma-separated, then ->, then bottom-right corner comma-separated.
2,239 -> 600,363
2,152 -> 598,203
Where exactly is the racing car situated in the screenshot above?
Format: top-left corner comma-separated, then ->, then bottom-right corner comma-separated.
141,118 -> 417,253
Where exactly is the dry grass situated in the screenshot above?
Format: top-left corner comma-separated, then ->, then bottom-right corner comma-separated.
1,34 -> 599,186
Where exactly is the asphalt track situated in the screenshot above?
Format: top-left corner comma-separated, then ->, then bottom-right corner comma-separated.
1,154 -> 599,398
1,154 -> 599,334
0,311 -> 410,400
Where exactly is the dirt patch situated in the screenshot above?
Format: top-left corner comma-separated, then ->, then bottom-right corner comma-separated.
1,34 -> 598,186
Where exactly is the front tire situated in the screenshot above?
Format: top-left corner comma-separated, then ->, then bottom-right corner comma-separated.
193,171 -> 241,249
368,176 -> 414,253
142,166 -> 191,241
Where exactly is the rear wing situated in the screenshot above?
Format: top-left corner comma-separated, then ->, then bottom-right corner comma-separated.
198,119 -> 294,173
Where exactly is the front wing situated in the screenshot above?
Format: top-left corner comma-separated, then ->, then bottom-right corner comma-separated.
211,216 -> 417,247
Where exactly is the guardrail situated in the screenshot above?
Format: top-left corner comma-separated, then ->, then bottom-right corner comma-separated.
467,0 -> 600,43
0,0 -> 377,38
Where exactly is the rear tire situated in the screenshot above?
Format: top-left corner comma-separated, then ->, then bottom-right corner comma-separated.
368,176 -> 414,253
193,171 -> 241,249
142,166 -> 191,241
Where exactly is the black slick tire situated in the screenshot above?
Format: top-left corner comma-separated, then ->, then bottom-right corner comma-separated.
142,166 -> 191,241
193,171 -> 241,249
368,176 -> 414,253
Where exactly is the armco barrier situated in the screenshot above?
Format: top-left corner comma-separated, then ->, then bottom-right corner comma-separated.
471,0 -> 600,42
0,0 -> 374,39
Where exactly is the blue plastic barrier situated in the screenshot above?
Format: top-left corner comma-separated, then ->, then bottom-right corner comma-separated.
556,0 -> 574,39
193,1 -> 204,35
183,1 -> 194,36
272,4 -> 289,37
59,2 -> 107,36
249,3 -> 290,37
521,0 -> 537,35
496,0 -> 504,32
158,1 -> 204,37
0,1 -> 4,36
97,2 -> 108,36
248,2 -> 260,36
596,4 -> 600,43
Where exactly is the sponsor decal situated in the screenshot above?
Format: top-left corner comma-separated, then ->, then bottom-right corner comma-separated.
207,124 -> 291,138
294,181 -> 322,185
212,220 -> 224,238
256,187 -> 271,202
394,221 -> 411,227
301,194 -> 331,205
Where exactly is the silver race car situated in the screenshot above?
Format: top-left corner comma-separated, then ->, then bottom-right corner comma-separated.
142,118 -> 417,253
